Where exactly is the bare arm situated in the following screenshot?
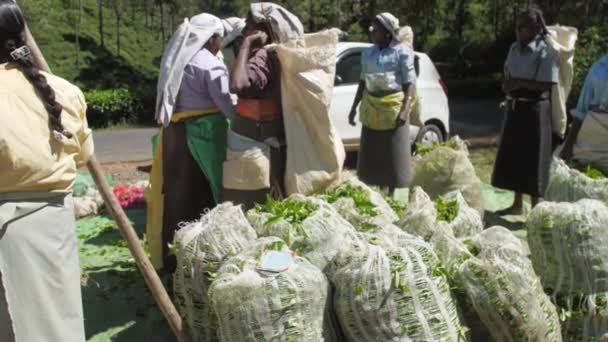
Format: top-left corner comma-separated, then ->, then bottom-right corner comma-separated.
396,83 -> 415,126
348,81 -> 366,126
559,118 -> 584,161
229,31 -> 268,94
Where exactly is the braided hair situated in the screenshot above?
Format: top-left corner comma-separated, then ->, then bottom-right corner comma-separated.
521,5 -> 549,37
0,0 -> 72,138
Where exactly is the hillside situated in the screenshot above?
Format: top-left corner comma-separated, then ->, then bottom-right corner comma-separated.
20,0 -> 171,90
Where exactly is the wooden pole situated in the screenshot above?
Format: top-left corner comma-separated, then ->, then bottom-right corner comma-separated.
20,12 -> 191,342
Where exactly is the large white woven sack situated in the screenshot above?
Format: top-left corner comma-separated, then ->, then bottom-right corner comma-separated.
209,237 -> 331,342
410,137 -> 484,216
331,240 -> 464,342
173,203 -> 257,342
274,29 -> 345,196
527,199 -> 608,296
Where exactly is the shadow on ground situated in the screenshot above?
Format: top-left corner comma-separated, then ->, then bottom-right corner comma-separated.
78,209 -> 173,341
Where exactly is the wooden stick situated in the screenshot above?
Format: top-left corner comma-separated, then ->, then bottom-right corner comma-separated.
20,13 -> 191,342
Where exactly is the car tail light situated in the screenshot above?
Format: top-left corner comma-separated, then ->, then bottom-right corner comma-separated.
439,79 -> 448,96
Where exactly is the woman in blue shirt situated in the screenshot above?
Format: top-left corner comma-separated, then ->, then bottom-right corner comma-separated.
348,12 -> 417,194
492,6 -> 559,215
560,54 -> 608,172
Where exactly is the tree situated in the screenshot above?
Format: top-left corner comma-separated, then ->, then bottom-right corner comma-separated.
98,0 -> 105,47
113,0 -> 124,56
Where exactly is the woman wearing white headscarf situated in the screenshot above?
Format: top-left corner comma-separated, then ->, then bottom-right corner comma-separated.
147,13 -> 235,271
223,2 -> 303,210
348,13 -> 417,194
220,17 -> 245,68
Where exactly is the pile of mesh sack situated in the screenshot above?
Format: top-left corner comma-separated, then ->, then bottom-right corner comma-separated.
528,199 -> 608,341
545,157 -> 608,204
398,187 -> 483,242
410,136 -> 484,216
209,237 -> 333,342
247,194 -> 362,272
172,203 -> 257,342
330,226 -> 466,341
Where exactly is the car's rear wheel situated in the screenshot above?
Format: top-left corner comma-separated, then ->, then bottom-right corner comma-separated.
415,123 -> 445,147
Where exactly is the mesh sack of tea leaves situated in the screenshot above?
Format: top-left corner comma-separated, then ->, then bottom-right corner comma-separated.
320,177 -> 402,232
410,136 -> 484,216
331,239 -> 465,342
545,157 -> 608,204
463,226 -> 529,260
208,237 -> 331,342
459,235 -> 562,342
527,199 -> 608,296
439,191 -> 483,238
173,203 -> 258,342
398,187 -> 443,241
398,187 -> 482,241
430,227 -> 531,341
246,195 -> 362,271
557,292 -> 608,342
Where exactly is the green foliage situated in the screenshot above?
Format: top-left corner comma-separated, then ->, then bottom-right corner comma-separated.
385,196 -> 407,217
570,24 -> 608,105
16,0 -> 608,122
415,140 -> 459,157
256,196 -> 318,248
323,184 -> 379,217
569,160 -> 607,179
85,88 -> 142,128
435,196 -> 459,223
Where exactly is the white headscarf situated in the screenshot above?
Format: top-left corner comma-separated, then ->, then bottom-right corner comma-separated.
155,13 -> 223,127
221,17 -> 245,48
375,12 -> 414,48
250,2 -> 304,44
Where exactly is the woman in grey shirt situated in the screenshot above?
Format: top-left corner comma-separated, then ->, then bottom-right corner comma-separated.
492,6 -> 559,215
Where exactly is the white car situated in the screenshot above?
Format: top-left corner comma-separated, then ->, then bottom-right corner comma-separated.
330,42 -> 450,152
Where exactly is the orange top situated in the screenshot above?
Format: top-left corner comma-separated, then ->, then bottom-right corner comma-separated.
236,98 -> 282,122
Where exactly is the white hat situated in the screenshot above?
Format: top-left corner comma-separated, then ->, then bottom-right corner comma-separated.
221,17 -> 245,48
375,12 -> 400,38
155,13 -> 223,127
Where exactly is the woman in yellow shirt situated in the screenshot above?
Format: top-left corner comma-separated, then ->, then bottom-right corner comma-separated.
0,1 -> 93,341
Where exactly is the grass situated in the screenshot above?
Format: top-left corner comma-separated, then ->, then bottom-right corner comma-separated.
469,147 -> 497,184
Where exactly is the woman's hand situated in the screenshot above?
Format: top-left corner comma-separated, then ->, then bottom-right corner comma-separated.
395,111 -> 408,127
348,108 -> 357,126
245,31 -> 269,46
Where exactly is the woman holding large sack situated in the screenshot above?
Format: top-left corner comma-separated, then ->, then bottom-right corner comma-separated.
224,2 -> 304,209
0,1 -> 93,340
348,12 -> 417,195
492,6 -> 559,215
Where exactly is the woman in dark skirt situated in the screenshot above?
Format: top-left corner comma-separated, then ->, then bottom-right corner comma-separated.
492,6 -> 559,215
348,12 -> 417,194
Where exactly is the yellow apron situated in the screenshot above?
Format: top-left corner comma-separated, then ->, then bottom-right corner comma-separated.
359,91 -> 418,130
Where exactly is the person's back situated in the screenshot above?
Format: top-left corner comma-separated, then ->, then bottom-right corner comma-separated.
0,2 -> 91,341
0,64 -> 92,193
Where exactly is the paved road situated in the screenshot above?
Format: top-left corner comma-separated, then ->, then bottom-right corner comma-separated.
93,128 -> 159,163
93,98 -> 504,164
